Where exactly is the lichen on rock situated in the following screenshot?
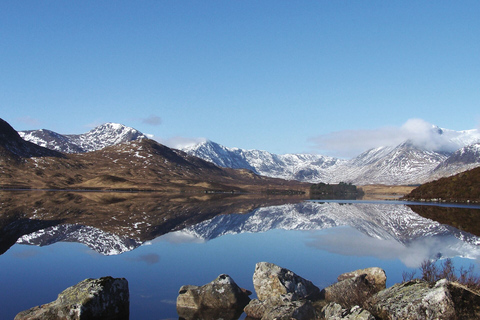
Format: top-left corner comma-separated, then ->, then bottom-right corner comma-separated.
15,276 -> 129,320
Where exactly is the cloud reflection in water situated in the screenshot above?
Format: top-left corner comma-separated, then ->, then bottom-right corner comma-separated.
306,227 -> 480,268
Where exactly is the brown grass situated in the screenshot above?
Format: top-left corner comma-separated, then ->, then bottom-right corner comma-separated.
358,185 -> 416,200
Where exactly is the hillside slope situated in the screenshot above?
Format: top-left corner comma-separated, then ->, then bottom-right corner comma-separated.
403,166 -> 480,203
1,118 -> 309,193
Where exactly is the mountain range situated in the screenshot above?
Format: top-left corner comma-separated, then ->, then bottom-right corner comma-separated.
13,120 -> 480,185
183,132 -> 480,185
1,118 -> 308,193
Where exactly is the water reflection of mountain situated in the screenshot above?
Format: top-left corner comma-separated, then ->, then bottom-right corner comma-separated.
175,202 -> 480,265
2,191 -> 480,261
0,191 -> 305,255
181,202 -> 479,244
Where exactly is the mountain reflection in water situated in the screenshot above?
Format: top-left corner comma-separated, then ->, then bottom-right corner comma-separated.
1,191 -> 480,319
0,191 -> 479,264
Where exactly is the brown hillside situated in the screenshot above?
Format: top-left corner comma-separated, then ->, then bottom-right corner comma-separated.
0,119 -> 310,193
403,166 -> 480,203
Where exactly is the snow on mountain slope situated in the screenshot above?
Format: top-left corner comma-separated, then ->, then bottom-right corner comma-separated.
67,123 -> 147,152
19,123 -> 147,153
331,141 -> 449,185
16,120 -> 480,185
430,143 -> 480,179
183,140 -> 345,182
19,129 -> 84,153
183,136 -> 480,185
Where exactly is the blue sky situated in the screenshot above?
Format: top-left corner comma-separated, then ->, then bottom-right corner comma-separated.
1,1 -> 479,157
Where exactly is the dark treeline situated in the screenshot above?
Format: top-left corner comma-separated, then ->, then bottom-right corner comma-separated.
310,182 -> 361,196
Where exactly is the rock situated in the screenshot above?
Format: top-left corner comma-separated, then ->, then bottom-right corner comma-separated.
244,293 -> 300,319
321,274 -> 379,309
365,279 -> 480,319
244,299 -> 268,319
337,267 -> 386,292
253,262 -> 321,302
261,300 -> 316,320
15,276 -> 129,320
176,307 -> 244,320
176,274 -> 251,311
321,302 -> 375,320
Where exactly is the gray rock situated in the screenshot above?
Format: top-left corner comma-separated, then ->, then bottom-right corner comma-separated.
244,299 -> 268,319
321,302 -> 374,320
253,262 -> 321,302
337,267 -> 386,292
176,274 -> 251,311
15,276 -> 129,320
176,307 -> 244,320
321,274 -> 379,309
365,279 -> 480,319
244,293 -> 300,319
261,300 -> 316,320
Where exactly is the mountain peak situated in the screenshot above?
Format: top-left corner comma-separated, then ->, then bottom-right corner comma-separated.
19,122 -> 147,153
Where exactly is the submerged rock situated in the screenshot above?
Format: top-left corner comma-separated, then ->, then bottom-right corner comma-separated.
252,262 -> 321,301
365,279 -> 480,319
176,274 -> 251,312
15,276 -> 129,320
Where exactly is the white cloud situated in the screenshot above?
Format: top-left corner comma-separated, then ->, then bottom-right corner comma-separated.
154,136 -> 206,150
309,118 -> 467,158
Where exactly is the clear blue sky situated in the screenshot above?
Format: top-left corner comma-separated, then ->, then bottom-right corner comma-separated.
1,1 -> 479,157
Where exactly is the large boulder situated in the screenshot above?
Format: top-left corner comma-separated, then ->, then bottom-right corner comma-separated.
365,279 -> 480,319
176,274 -> 251,311
322,273 -> 382,309
253,262 -> 321,302
337,267 -> 386,292
15,276 -> 129,320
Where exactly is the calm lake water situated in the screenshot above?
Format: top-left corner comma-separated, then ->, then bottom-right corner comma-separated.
1,191 -> 480,319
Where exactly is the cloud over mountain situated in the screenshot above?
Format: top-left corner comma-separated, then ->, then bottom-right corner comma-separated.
309,118 -> 479,158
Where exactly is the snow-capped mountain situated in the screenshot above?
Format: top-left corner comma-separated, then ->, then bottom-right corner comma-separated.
14,118 -> 480,185
183,130 -> 480,185
427,127 -> 480,152
332,141 -> 450,185
430,143 -> 480,179
19,123 -> 147,153
183,140 -> 346,182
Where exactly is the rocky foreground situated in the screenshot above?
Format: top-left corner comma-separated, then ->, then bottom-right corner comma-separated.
178,262 -> 480,320
14,262 -> 480,319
